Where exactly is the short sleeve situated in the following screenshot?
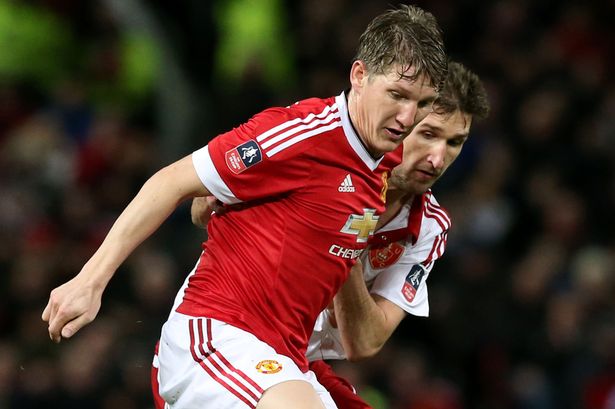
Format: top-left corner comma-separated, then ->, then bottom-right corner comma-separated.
367,224 -> 449,317
192,107 -> 313,204
369,260 -> 433,317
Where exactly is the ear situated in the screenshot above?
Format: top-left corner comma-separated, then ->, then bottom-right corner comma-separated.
349,60 -> 368,92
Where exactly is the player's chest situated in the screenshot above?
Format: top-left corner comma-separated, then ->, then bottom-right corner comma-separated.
366,240 -> 409,272
287,168 -> 389,245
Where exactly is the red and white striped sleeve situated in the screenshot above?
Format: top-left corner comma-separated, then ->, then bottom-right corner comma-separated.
192,99 -> 341,204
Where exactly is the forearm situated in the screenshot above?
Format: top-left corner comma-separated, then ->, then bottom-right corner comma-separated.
333,263 -> 390,360
79,157 -> 207,289
42,155 -> 209,342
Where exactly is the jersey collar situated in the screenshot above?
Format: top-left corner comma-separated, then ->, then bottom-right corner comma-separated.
336,91 -> 384,171
368,193 -> 425,247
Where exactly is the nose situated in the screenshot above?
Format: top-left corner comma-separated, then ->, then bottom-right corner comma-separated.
396,101 -> 418,129
428,141 -> 447,170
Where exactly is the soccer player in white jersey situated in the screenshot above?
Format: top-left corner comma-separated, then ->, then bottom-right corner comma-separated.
177,61 -> 490,409
42,5 -> 446,409
308,61 -> 490,408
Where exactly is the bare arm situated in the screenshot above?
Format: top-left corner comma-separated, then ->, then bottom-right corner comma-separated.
42,155 -> 210,342
333,259 -> 407,361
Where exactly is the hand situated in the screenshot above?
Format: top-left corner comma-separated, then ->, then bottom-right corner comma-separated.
191,196 -> 224,228
41,275 -> 103,343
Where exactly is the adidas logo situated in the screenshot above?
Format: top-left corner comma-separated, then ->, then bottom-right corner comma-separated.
338,174 -> 355,192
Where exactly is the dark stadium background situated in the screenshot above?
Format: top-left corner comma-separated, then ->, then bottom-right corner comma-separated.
0,1 -> 613,408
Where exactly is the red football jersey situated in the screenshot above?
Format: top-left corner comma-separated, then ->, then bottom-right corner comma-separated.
176,92 -> 399,371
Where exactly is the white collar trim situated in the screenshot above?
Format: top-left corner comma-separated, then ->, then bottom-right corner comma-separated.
336,92 -> 383,171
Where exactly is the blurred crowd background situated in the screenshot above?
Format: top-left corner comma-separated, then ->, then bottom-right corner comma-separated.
0,0 -> 614,408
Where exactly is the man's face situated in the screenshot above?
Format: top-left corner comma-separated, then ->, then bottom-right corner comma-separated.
350,62 -> 438,157
390,109 -> 472,194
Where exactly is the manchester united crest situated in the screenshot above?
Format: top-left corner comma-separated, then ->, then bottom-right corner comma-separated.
369,242 -> 404,269
256,360 -> 283,374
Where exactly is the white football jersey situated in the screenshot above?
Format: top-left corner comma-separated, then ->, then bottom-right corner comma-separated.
306,190 -> 450,361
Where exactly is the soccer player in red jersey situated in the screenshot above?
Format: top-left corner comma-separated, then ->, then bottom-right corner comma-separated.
181,62 -> 490,409
42,5 -> 446,409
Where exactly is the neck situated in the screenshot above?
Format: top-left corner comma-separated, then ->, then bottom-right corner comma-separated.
347,90 -> 380,159
376,188 -> 415,230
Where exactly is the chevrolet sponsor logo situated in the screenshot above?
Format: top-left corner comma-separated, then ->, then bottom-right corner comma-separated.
340,208 -> 379,243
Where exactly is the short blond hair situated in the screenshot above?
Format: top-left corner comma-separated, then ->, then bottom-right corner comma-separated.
355,4 -> 447,90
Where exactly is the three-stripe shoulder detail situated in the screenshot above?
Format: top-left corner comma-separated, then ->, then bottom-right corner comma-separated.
423,192 -> 452,232
255,103 -> 341,157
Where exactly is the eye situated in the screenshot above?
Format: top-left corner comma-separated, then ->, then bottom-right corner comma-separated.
448,138 -> 465,147
418,99 -> 434,110
422,131 -> 435,139
389,90 -> 403,100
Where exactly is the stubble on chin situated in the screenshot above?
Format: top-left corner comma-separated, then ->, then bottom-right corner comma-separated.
389,171 -> 408,191
390,171 -> 429,196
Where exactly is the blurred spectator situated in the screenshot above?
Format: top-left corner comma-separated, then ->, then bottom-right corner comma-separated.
1,0 -> 615,408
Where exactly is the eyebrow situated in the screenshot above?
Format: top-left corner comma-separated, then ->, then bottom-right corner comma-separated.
391,80 -> 436,97
422,123 -> 445,133
423,123 -> 470,139
422,95 -> 437,104
451,132 -> 469,139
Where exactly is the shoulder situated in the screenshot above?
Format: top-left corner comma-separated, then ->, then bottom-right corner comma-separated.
421,190 -> 452,235
253,96 -> 339,129
246,96 -> 342,158
209,96 -> 341,157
